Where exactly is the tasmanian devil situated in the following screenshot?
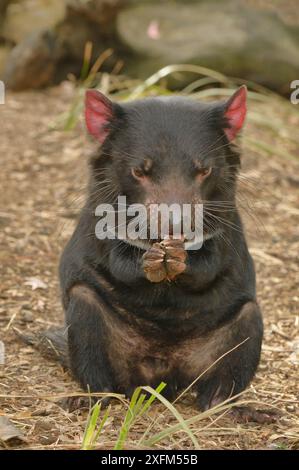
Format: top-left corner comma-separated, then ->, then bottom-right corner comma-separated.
58,85 -> 263,411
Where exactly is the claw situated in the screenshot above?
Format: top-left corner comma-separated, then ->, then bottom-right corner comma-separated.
145,270 -> 167,283
166,259 -> 187,279
142,237 -> 187,283
230,406 -> 279,424
164,246 -> 187,262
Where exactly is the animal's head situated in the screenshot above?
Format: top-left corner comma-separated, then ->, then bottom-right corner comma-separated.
85,87 -> 247,243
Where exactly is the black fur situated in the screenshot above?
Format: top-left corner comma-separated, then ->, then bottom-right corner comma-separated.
59,95 -> 263,409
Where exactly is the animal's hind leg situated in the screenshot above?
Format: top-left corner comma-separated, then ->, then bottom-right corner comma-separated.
196,301 -> 263,411
65,285 -> 115,397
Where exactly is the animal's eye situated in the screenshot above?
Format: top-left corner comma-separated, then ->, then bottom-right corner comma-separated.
194,163 -> 212,181
131,159 -> 153,180
197,167 -> 211,177
131,167 -> 144,179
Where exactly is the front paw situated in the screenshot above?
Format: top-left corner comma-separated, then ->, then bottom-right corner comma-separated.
160,237 -> 187,280
60,395 -> 110,412
230,406 -> 279,424
142,243 -> 167,282
142,238 -> 187,283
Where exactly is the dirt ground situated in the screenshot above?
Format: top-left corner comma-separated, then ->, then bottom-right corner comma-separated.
0,85 -> 298,450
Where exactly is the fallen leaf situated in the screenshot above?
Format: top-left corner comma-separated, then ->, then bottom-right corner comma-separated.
0,416 -> 25,445
24,277 -> 48,290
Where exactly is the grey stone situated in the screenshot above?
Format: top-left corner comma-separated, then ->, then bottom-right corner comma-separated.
2,0 -> 124,90
117,0 -> 299,92
3,31 -> 59,90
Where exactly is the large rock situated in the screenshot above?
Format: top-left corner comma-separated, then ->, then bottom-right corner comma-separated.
0,0 -> 9,38
0,1 -> 12,76
0,0 -> 9,18
54,0 -> 125,63
2,31 -> 59,89
66,0 -> 125,34
0,43 -> 11,76
117,0 -> 299,93
2,0 -> 66,43
0,0 -> 9,17
3,0 -> 299,92
2,0 -> 125,90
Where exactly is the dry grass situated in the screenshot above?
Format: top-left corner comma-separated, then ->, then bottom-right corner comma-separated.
0,81 -> 298,449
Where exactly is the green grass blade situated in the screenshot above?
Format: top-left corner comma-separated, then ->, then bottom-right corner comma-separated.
140,385 -> 200,449
141,392 -> 258,447
114,387 -> 142,450
113,383 -> 167,450
128,64 -> 230,99
139,382 -> 167,416
81,401 -> 101,450
193,87 -> 270,102
80,41 -> 93,81
92,404 -> 111,446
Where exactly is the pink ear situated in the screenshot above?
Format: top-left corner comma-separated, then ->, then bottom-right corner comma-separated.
85,90 -> 113,143
224,86 -> 247,141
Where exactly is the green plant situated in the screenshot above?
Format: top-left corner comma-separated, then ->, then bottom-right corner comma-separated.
81,382 -> 201,450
